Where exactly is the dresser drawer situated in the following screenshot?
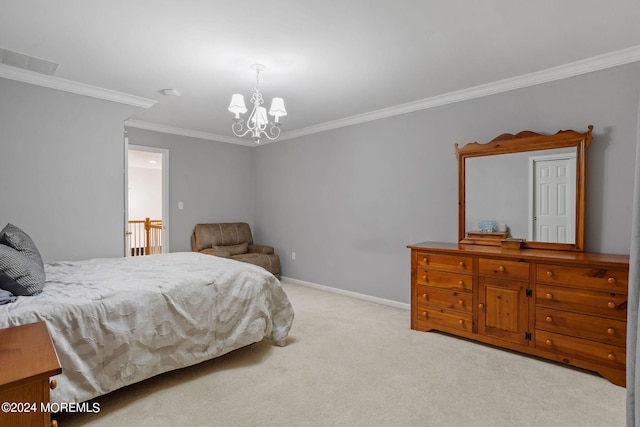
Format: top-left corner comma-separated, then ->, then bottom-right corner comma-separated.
416,269 -> 473,292
416,252 -> 472,272
536,264 -> 627,293
415,285 -> 472,313
536,330 -> 625,369
536,284 -> 627,319
478,258 -> 529,281
415,307 -> 472,333
535,307 -> 626,346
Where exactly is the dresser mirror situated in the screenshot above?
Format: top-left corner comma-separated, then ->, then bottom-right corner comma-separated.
456,125 -> 593,251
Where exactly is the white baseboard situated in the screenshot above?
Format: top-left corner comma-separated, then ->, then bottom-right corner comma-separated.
281,276 -> 410,311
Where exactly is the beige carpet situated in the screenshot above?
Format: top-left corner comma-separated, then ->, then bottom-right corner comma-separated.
56,280 -> 625,427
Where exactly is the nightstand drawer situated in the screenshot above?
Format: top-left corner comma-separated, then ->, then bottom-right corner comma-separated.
535,307 -> 626,346
415,285 -> 472,313
416,252 -> 472,272
537,264 -> 627,293
479,258 -> 529,280
416,269 -> 472,292
415,307 -> 472,333
536,330 -> 625,369
536,284 -> 627,319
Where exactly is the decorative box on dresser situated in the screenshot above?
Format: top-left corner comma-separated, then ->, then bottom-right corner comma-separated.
409,241 -> 629,386
0,321 -> 62,427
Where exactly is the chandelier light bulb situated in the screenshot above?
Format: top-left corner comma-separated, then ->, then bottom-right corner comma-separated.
269,97 -> 287,123
251,106 -> 269,127
228,94 -> 247,119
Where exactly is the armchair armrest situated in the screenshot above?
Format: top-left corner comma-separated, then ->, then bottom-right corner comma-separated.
248,244 -> 275,255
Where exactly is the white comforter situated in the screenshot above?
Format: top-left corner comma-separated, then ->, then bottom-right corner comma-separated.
0,252 -> 294,404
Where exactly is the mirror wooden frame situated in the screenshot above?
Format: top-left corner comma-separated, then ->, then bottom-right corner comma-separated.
455,125 -> 593,252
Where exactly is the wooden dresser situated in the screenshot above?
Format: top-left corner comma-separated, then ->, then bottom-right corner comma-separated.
0,321 -> 62,427
409,241 -> 629,386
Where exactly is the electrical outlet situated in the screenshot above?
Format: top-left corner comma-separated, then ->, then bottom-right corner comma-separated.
291,252 -> 296,260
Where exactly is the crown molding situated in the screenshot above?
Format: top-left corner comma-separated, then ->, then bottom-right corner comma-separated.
278,45 -> 640,142
0,64 -> 156,109
7,45 -> 637,145
125,119 -> 255,146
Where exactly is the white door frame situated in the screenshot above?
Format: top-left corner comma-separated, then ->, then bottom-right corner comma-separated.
125,142 -> 170,254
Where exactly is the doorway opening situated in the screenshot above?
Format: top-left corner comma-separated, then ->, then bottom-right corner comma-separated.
126,144 -> 169,256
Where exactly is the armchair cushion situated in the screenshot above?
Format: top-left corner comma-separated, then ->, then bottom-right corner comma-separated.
212,242 -> 248,256
200,248 -> 232,258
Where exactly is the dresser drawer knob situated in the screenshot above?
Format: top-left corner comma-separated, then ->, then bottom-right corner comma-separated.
545,293 -> 554,300
608,352 -> 616,361
422,275 -> 428,282
545,316 -> 553,323
458,319 -> 464,325
422,257 -> 428,264
50,379 -> 57,390
546,271 -> 553,277
458,300 -> 464,306
607,328 -> 616,335
478,303 -> 484,309
608,277 -> 616,285
422,311 -> 428,318
607,301 -> 616,309
459,261 -> 465,268
458,280 -> 464,287
422,293 -> 428,300
498,265 -> 505,272
545,339 -> 553,346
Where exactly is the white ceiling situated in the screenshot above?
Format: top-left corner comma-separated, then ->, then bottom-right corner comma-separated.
1,1 -> 640,145
128,149 -> 162,170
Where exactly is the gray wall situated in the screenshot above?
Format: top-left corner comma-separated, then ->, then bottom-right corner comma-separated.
253,63 -> 640,304
124,128 -> 254,252
0,78 -> 140,261
2,63 -> 639,305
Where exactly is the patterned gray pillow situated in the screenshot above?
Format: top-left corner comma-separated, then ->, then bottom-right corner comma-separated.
0,223 -> 44,269
0,269 -> 21,298
0,244 -> 45,296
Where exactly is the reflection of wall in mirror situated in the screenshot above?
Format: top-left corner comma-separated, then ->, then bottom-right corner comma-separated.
465,147 -> 575,241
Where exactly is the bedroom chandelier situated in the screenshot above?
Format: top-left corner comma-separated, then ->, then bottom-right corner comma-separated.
228,64 -> 287,144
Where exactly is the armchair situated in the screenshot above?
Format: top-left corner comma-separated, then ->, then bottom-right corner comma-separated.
191,222 -> 281,278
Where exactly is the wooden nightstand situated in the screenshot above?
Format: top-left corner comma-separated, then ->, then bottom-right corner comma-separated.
0,321 -> 62,427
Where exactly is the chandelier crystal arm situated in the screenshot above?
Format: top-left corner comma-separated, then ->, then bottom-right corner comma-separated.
231,119 -> 282,142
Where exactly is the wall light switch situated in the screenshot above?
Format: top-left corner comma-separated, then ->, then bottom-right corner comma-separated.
291,252 -> 296,260
178,201 -> 184,210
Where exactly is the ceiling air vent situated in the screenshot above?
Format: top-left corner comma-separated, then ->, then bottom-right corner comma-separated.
0,48 -> 58,75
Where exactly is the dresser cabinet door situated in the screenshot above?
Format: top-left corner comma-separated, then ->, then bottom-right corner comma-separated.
478,277 -> 530,346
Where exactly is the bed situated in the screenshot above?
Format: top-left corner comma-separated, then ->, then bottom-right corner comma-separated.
0,251 -> 295,404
